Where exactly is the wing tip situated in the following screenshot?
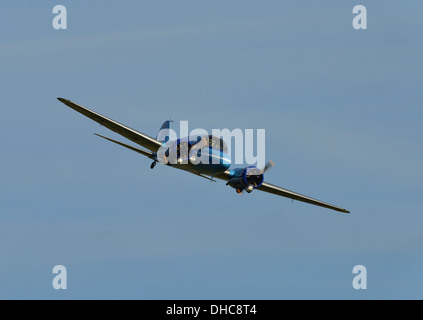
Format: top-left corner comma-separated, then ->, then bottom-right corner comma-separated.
57,97 -> 71,105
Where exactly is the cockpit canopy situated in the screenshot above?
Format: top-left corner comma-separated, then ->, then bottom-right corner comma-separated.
207,135 -> 228,153
191,135 -> 228,153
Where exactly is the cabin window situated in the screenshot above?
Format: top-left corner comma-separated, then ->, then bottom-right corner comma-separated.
208,135 -> 228,153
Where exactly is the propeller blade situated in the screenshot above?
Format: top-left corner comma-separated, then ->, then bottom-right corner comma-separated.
263,160 -> 274,173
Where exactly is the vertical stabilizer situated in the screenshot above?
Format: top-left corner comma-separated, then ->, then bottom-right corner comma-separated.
156,120 -> 172,143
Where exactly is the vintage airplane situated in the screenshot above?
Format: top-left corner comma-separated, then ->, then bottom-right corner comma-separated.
57,98 -> 350,214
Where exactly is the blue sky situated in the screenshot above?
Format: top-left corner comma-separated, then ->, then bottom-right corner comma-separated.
1,1 -> 422,299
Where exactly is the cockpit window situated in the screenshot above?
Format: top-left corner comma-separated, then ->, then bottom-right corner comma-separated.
208,135 -> 228,153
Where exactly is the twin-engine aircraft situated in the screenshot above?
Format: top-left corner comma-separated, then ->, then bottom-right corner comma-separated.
57,98 -> 350,214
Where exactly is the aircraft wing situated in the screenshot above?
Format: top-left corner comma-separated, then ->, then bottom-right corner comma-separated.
57,98 -> 163,152
257,182 -> 350,213
93,133 -> 154,159
215,171 -> 350,213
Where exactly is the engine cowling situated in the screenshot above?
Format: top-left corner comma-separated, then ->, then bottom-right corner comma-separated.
243,167 -> 264,190
226,166 -> 264,193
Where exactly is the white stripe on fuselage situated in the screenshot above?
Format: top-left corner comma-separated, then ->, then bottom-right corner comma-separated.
208,153 -> 231,163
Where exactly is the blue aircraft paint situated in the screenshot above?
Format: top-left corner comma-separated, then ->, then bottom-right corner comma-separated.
191,147 -> 231,174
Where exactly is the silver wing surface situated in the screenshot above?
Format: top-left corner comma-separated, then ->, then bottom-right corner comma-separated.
215,171 -> 350,213
93,133 -> 154,159
258,182 -> 350,213
57,98 -> 162,152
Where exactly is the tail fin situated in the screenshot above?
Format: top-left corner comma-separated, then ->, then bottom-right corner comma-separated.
156,120 -> 173,143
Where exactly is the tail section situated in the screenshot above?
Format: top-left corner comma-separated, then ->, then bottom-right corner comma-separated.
156,120 -> 173,143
